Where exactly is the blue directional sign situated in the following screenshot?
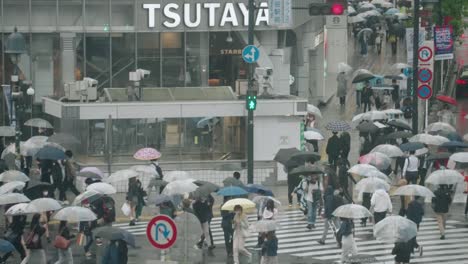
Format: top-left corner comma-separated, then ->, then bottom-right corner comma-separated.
417,84 -> 433,100
242,45 -> 260,63
418,68 -> 433,83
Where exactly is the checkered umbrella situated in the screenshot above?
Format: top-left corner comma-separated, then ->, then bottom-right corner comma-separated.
325,121 -> 351,132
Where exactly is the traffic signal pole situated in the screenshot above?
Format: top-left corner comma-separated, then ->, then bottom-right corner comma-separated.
412,0 -> 420,134
247,0 -> 255,184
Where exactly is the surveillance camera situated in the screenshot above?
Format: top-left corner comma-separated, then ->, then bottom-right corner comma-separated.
255,67 -> 273,77
83,77 -> 98,86
136,69 -> 151,78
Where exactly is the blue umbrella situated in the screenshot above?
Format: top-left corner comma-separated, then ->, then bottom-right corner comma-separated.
400,142 -> 425,152
385,8 -> 399,15
217,186 -> 248,196
35,146 -> 66,160
0,239 -> 15,253
246,184 -> 274,196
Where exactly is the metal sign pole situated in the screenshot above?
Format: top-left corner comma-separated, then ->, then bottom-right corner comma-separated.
247,0 -> 255,184
412,0 -> 420,134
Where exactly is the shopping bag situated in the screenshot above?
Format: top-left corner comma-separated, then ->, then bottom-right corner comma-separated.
76,233 -> 87,246
121,202 -> 131,216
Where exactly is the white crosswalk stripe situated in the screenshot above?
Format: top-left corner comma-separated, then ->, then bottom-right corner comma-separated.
114,210 -> 468,263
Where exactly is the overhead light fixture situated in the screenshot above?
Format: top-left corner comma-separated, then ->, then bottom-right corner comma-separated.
226,32 -> 233,43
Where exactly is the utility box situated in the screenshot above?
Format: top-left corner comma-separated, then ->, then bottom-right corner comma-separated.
64,81 -> 97,101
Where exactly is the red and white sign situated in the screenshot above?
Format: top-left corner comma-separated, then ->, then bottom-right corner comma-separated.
418,46 -> 433,62
146,215 -> 177,249
417,41 -> 434,101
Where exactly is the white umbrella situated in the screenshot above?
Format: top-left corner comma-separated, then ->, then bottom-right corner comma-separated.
53,206 -> 97,222
86,182 -> 117,195
130,165 -> 157,177
349,14 -> 365,24
304,130 -> 325,141
392,63 -> 411,70
251,196 -> 281,206
449,152 -> 468,164
338,62 -> 353,74
394,13 -> 409,20
0,170 -> 30,182
162,180 -> 198,196
355,177 -> 390,193
371,0 -> 386,4
0,193 -> 31,205
348,164 -> 379,174
221,198 -> 256,211
392,184 -> 435,197
371,144 -> 404,158
22,136 -> 48,156
250,220 -> 281,233
415,147 -> 429,157
27,198 -> 62,213
0,181 -> 26,195
106,169 -> 140,183
24,118 -> 53,129
73,190 -> 103,205
382,109 -> 403,115
409,134 -> 449,146
426,169 -> 464,185
5,203 -> 32,215
381,2 -> 393,8
348,6 -> 356,14
307,104 -> 322,118
373,215 -> 417,243
426,122 -> 456,133
163,171 -> 192,182
333,204 -> 372,219
362,9 -> 381,18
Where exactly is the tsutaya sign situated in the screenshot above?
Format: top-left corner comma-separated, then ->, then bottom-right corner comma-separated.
143,2 -> 270,29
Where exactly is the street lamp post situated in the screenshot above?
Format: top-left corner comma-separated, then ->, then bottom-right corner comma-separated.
5,27 -> 27,157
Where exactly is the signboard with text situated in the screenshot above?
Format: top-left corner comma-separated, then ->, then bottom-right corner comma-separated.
268,0 -> 292,27
434,25 -> 454,60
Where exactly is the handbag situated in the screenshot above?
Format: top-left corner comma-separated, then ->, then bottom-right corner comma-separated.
25,231 -> 40,249
76,232 -> 87,246
54,235 -> 71,249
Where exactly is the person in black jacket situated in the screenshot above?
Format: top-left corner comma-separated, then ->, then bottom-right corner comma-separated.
406,196 -> 424,256
340,132 -> 351,161
127,177 -> 146,226
221,197 -> 235,257
361,192 -> 372,226
326,132 -> 341,169
317,186 -> 341,245
193,196 -> 214,250
1,215 -> 27,262
392,241 -> 412,264
432,185 -> 452,239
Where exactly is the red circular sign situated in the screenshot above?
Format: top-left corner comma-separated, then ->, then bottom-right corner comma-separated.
418,46 -> 433,62
146,215 -> 178,249
417,84 -> 433,100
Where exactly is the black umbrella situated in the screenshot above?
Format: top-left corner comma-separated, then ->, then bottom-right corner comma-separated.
385,131 -> 413,140
289,165 -> 324,177
25,180 -> 51,191
433,131 -> 462,142
387,120 -> 412,131
426,152 -> 451,161
191,182 -> 220,199
356,121 -> 379,133
274,148 -> 301,165
439,141 -> 468,148
400,142 -> 425,152
94,227 -> 136,248
384,75 -> 403,80
285,151 -> 321,168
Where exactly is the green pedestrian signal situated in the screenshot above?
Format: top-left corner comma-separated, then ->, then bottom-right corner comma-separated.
246,94 -> 257,110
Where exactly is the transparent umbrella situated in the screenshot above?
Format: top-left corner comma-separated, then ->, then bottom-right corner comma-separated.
24,118 -> 53,129
392,184 -> 435,197
27,198 -> 62,213
425,169 -> 464,185
162,180 -> 198,196
409,134 -> 449,146
373,215 -> 417,243
0,170 -> 30,182
0,181 -> 26,195
251,196 -> 281,206
130,165 -> 157,178
348,164 -> 380,175
359,152 -> 392,170
449,152 -> 468,163
371,144 -> 404,158
0,126 -> 15,137
163,171 -> 192,182
5,203 -> 31,215
86,182 -> 117,195
426,122 -> 456,133
355,177 -> 390,193
333,204 -> 372,219
0,193 -> 30,205
73,190 -> 103,205
250,220 -> 281,233
78,167 -> 104,179
106,169 -> 139,183
53,206 -> 97,222
307,104 -> 322,118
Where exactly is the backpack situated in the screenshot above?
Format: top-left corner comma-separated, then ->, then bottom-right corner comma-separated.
102,196 -> 116,223
25,229 -> 41,249
403,107 -> 412,119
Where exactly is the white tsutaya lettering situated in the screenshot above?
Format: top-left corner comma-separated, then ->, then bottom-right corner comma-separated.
220,3 -> 239,26
237,3 -> 249,26
255,2 -> 269,26
184,3 -> 201,28
203,3 -> 221,27
143,4 -> 161,28
163,3 -> 181,28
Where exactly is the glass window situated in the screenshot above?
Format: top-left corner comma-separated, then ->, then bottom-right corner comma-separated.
3,0 -> 29,28
31,0 -> 57,29
161,32 -> 185,87
85,34 -> 110,89
186,32 -> 209,87
111,0 -> 134,29
85,0 -> 110,32
111,33 -> 135,88
31,33 -> 59,102
59,0 -> 83,30
136,32 -> 160,87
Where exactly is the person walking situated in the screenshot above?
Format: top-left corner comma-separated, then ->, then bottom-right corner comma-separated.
432,185 -> 452,240
339,218 -> 357,262
392,241 -> 412,264
1,215 -> 27,262
317,186 -> 341,245
21,214 -> 47,264
260,231 -> 278,264
406,196 -> 424,256
391,79 -> 400,108
361,82 -> 373,112
232,205 -> 252,264
193,196 -> 215,250
126,177 -> 146,226
355,82 -> 364,108
62,150 -> 80,202
403,151 -> 419,184
361,192 -> 372,226
389,33 -> 397,55
305,113 -> 319,152
337,71 -> 347,106
340,132 -> 351,161
221,198 -> 235,257
146,158 -> 164,195
54,221 -> 73,264
101,239 -> 128,264
292,177 -> 308,218
303,175 -> 322,229
326,132 -> 341,169
370,189 -> 392,224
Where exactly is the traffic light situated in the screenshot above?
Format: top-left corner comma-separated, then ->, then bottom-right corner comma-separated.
246,91 -> 257,111
309,1 -> 346,16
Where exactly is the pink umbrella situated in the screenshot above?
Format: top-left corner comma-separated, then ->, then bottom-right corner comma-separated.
358,152 -> 392,170
134,147 -> 162,161
79,167 -> 104,178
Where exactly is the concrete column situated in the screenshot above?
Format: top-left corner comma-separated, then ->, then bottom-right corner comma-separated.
60,33 -> 77,90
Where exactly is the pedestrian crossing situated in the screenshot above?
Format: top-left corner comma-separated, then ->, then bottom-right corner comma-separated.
114,210 -> 468,263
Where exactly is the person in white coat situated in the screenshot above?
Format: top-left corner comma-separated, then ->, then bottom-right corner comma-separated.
232,205 -> 252,264
370,188 -> 393,224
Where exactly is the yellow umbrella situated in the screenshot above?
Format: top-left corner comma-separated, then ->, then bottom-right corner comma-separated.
221,198 -> 255,211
